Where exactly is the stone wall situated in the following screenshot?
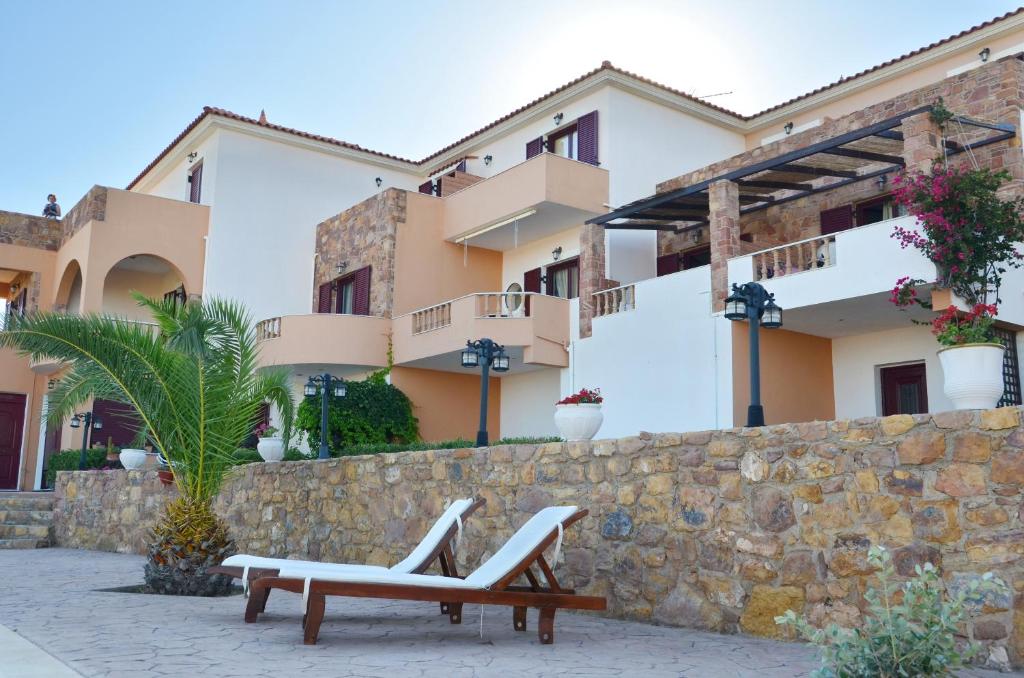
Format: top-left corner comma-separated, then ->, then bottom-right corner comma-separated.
0,210 -> 63,250
60,185 -> 107,244
313,189 -> 403,316
55,406 -> 1024,666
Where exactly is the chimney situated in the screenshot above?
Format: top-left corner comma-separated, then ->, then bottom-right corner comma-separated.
258,109 -> 267,124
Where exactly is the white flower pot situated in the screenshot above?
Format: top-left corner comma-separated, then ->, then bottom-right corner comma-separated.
937,342 -> 1006,410
554,403 -> 604,442
119,448 -> 160,470
257,436 -> 285,462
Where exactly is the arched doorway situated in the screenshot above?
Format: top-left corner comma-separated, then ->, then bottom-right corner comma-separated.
101,254 -> 188,321
55,259 -> 83,314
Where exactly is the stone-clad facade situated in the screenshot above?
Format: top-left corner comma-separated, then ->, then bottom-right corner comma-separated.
312,189 -> 404,316
0,210 -> 63,250
55,406 -> 1024,665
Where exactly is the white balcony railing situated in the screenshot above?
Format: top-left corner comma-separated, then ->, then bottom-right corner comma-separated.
751,234 -> 836,281
410,292 -> 552,335
593,284 -> 636,318
256,317 -> 282,341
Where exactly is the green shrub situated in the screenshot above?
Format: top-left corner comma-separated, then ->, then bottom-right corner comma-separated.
46,448 -> 116,485
295,379 -> 418,453
493,436 -> 561,445
776,545 -> 1008,677
283,448 -> 314,461
230,448 -> 264,465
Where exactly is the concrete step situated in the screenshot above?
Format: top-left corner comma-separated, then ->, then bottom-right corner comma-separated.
0,510 -> 53,525
0,524 -> 50,539
0,537 -> 50,549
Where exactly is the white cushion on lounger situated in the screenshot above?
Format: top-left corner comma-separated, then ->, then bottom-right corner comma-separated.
221,498 -> 474,574
278,506 -> 579,590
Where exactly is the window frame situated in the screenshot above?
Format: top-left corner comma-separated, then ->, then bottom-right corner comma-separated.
187,161 -> 203,204
546,124 -> 579,160
544,256 -> 580,299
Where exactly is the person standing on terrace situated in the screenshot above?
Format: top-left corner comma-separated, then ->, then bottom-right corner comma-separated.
42,193 -> 61,219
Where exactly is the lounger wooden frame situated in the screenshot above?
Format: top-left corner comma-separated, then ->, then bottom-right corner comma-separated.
246,508 -> 606,645
210,497 -> 485,620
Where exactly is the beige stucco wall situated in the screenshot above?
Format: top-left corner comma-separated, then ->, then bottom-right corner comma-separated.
390,366 -> 501,443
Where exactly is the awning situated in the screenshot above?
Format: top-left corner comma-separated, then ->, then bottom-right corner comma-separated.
587,106 -> 1016,233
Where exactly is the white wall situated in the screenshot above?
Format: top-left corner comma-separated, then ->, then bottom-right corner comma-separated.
499,369 -> 561,438
728,216 -> 936,308
567,266 -> 732,439
145,133 -> 221,207
201,130 -> 421,321
603,88 -> 745,285
500,226 -> 581,292
832,325 -> 953,419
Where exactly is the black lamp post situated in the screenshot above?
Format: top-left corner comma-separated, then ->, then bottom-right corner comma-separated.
69,411 -> 103,470
461,338 -> 510,446
304,373 -> 347,459
724,282 -> 783,427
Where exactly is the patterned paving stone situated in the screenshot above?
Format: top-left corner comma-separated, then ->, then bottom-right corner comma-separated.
0,549 -> 1015,677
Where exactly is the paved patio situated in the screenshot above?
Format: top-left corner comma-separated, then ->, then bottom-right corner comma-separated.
0,549 -> 1013,677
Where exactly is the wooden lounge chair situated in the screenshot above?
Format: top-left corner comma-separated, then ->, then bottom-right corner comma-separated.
248,506 -> 606,645
210,497 -> 484,619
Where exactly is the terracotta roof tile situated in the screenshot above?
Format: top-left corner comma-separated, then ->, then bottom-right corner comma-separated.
127,9 -> 1024,189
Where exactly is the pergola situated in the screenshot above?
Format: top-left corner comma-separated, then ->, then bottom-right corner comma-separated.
587,105 -> 1016,234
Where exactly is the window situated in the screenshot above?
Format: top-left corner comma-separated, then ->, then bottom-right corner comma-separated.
316,266 -> 371,315
547,124 -> 578,160
188,162 -> 203,204
545,257 -> 579,299
855,194 -> 906,226
880,363 -> 928,416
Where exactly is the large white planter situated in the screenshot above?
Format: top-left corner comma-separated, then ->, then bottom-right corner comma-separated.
554,404 -> 604,442
257,436 -> 285,462
937,342 -> 1006,410
119,448 -> 160,470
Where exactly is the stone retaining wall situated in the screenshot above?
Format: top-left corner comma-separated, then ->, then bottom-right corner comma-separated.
54,407 -> 1024,665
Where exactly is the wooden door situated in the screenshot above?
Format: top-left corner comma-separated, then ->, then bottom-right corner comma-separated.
881,363 -> 928,416
0,393 -> 26,489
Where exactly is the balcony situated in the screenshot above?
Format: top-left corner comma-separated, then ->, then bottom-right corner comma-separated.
255,314 -> 391,370
442,153 -> 608,250
392,292 -> 569,370
727,216 -> 939,337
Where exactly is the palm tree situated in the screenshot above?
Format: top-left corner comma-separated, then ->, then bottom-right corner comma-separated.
0,293 -> 292,595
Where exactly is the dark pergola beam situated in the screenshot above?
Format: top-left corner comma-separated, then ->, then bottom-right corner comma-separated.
737,179 -> 813,191
821,147 -> 906,165
773,163 -> 859,179
604,222 -> 684,232
741,166 -> 897,216
875,129 -> 959,151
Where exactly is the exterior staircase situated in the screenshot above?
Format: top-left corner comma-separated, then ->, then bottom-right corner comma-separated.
0,493 -> 55,549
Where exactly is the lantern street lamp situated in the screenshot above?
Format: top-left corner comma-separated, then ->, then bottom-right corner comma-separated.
461,338 -> 510,446
69,411 -> 103,470
303,373 -> 348,459
724,282 -> 783,427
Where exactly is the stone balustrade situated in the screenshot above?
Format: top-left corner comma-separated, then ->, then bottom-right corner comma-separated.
255,317 -> 282,341
411,301 -> 452,334
752,235 -> 837,281
593,284 -> 636,318
53,406 -> 1024,667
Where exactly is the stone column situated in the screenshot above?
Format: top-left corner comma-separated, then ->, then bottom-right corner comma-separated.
709,180 -> 740,312
578,223 -> 608,339
900,112 -> 943,173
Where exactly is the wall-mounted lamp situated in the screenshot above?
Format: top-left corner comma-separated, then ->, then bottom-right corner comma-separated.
484,155 -> 493,166
783,122 -> 794,135
375,177 -> 383,188
335,261 -> 348,275
10,283 -> 20,293
876,174 -> 888,190
691,228 -> 703,244
47,378 -> 58,390
979,47 -> 991,63
553,112 -> 564,126
552,246 -> 563,261
187,152 -> 198,163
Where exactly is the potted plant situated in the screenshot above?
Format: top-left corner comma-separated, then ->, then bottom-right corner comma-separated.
889,103 -> 1024,410
554,388 -> 604,441
255,422 -> 284,462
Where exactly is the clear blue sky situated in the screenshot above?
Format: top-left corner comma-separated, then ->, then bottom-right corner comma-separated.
0,0 -> 1017,215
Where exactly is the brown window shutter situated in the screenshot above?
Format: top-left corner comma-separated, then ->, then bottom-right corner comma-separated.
526,137 -> 544,159
656,253 -> 680,277
317,283 -> 333,313
523,267 -> 542,315
577,111 -> 599,165
188,163 -> 203,203
418,180 -> 434,195
352,266 -> 372,315
820,205 -> 853,235
456,159 -> 467,172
